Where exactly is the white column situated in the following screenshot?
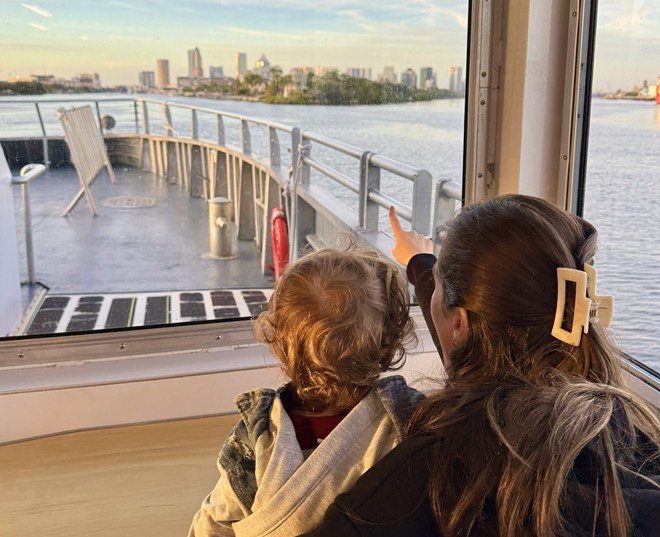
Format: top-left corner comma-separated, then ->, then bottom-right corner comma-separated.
0,145 -> 23,336
495,0 -> 575,203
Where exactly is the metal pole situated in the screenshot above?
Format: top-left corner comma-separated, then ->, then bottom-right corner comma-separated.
268,126 -> 281,170
411,169 -> 433,235
95,101 -> 103,133
140,100 -> 150,134
359,151 -> 380,233
241,119 -> 251,155
190,110 -> 199,140
163,103 -> 174,137
191,109 -> 199,140
21,182 -> 35,283
34,102 -> 49,170
433,179 -> 461,256
134,100 -> 140,133
299,133 -> 310,184
289,128 -> 301,261
217,115 -> 225,146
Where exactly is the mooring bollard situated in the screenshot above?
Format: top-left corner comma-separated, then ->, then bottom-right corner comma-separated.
207,197 -> 238,259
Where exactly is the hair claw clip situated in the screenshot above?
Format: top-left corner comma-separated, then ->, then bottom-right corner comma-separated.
551,264 -> 613,346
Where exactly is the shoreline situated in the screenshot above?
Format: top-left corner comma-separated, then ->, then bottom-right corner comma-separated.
0,90 -> 465,107
598,95 -> 657,103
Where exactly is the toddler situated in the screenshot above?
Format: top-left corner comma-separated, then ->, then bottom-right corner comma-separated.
189,246 -> 423,537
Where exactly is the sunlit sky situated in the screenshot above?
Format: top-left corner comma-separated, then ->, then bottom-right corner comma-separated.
1,0 -> 658,89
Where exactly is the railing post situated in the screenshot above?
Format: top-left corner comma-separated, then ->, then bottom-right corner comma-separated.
217,115 -> 225,146
34,103 -> 49,170
134,100 -> 140,133
95,101 -> 103,133
411,169 -> 433,235
21,181 -> 35,283
163,103 -> 174,137
299,133 -> 310,183
433,179 -> 460,255
268,126 -> 281,170
359,151 -> 380,233
140,100 -> 150,134
191,109 -> 199,140
241,119 -> 251,155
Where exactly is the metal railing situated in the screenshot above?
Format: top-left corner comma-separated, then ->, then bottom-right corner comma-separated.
133,98 -> 439,236
0,98 -> 140,170
1,97 -> 463,256
11,163 -> 46,283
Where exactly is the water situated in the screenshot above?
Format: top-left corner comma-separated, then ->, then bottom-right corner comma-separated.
583,100 -> 660,369
1,95 -> 658,369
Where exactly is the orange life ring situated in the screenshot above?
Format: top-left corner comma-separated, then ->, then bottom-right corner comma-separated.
271,208 -> 289,280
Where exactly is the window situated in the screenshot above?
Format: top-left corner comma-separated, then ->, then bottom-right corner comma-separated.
582,0 -> 660,369
1,1 -> 469,339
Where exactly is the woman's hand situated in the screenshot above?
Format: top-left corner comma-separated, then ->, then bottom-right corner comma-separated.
389,206 -> 433,266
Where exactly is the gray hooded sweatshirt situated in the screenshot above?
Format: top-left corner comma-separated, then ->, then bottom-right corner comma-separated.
188,375 -> 424,537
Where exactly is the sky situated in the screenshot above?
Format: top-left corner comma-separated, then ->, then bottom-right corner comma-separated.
1,0 -> 469,87
593,1 -> 660,92
0,0 -> 658,89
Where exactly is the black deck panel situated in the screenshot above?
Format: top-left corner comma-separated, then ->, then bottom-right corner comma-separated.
106,298 -> 135,329
214,307 -> 241,319
211,291 -> 236,306
26,296 -> 70,335
145,296 -> 170,325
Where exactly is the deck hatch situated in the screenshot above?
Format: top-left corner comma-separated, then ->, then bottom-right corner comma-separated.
103,196 -> 157,209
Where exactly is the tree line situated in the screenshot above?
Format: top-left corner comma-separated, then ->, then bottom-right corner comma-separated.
182,68 -> 464,105
0,81 -> 100,95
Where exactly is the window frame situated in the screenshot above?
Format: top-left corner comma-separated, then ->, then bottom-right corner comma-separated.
1,1 -> 475,361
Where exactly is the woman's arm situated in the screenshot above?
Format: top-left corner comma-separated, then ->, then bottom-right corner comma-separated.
389,207 -> 441,354
407,254 -> 441,354
298,435 -> 439,537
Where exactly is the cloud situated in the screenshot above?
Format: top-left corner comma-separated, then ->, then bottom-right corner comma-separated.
413,0 -> 468,28
28,22 -> 49,31
80,36 -> 89,41
340,9 -> 377,32
21,3 -> 53,17
596,2 -> 660,37
216,25 -> 304,40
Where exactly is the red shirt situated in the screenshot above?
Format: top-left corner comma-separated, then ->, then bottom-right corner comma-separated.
287,412 -> 349,450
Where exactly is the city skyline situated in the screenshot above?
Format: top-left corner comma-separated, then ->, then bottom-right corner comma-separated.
2,0 -> 658,90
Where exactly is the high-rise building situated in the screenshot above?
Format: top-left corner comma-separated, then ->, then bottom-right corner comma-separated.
255,54 -> 271,77
380,66 -> 396,84
139,71 -> 156,88
290,67 -> 316,89
209,66 -> 224,78
449,66 -> 463,91
400,68 -> 417,88
419,67 -> 433,89
235,53 -> 247,80
157,60 -> 170,89
346,68 -> 372,80
314,67 -> 337,77
188,47 -> 203,78
78,73 -> 101,89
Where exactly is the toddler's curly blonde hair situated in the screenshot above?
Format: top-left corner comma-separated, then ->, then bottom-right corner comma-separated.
254,246 -> 416,411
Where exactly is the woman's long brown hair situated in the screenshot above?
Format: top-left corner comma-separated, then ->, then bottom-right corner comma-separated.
406,195 -> 660,537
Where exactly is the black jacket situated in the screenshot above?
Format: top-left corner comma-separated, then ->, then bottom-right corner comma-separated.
300,254 -> 660,537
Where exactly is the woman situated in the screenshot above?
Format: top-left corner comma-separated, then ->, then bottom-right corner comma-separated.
301,195 -> 660,537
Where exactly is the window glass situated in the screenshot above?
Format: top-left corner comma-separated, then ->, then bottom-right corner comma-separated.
0,1 -> 468,338
583,0 -> 660,369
